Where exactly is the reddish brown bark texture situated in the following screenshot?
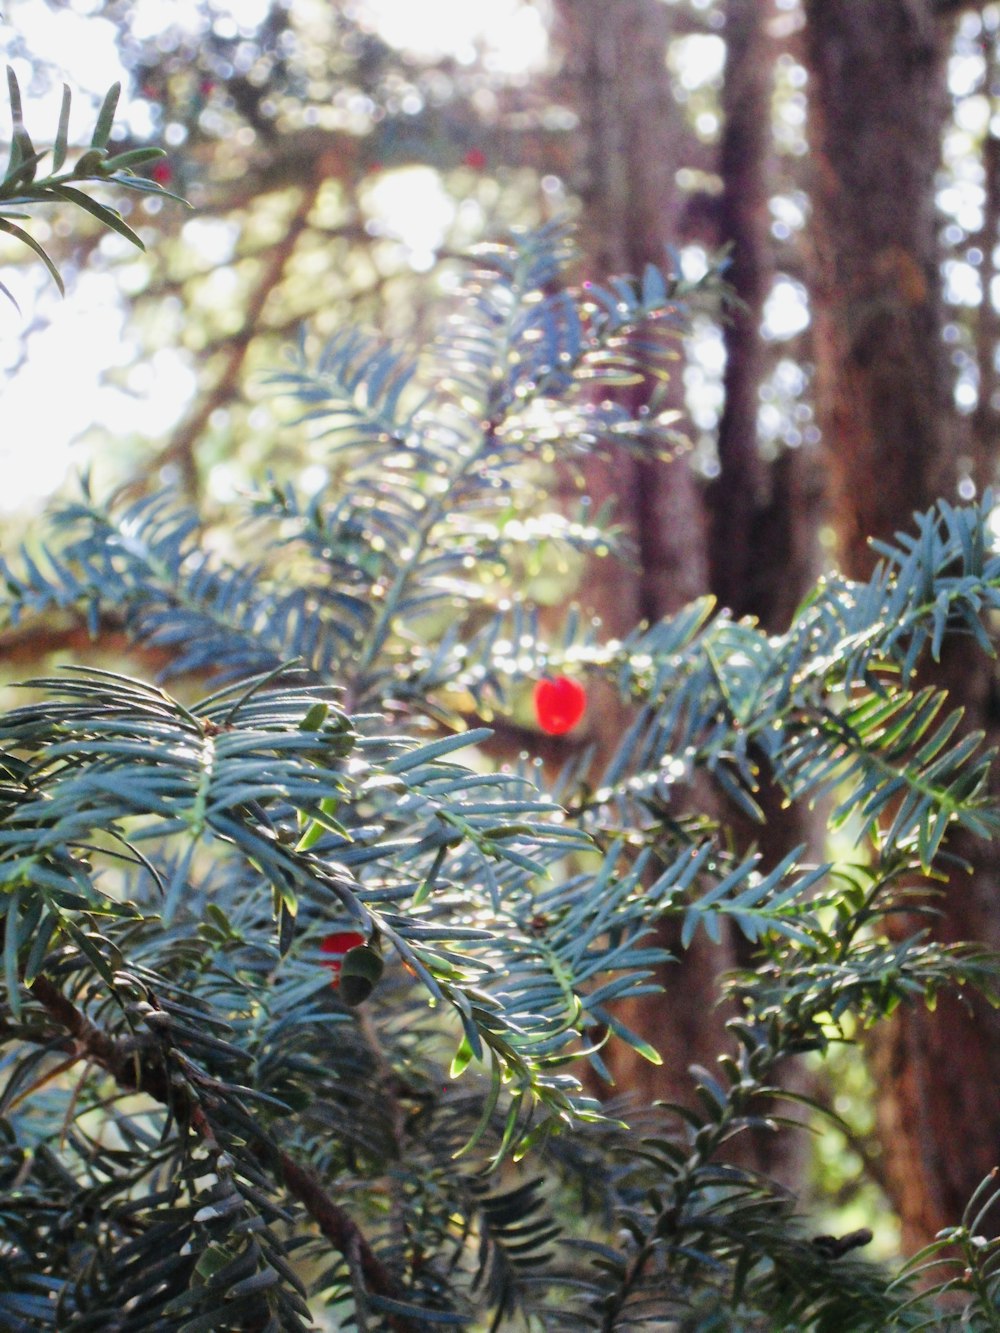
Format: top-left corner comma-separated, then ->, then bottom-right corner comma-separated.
708,0 -> 773,620
549,4 -> 796,1170
969,54 -> 1000,491
706,0 -> 821,1187
710,0 -> 824,633
803,0 -> 1000,1249
552,10 -> 813,1191
555,0 -> 710,625
553,0 -> 726,1107
803,0 -> 955,578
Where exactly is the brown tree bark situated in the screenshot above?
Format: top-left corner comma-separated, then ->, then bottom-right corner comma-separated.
803,0 -> 956,578
803,0 -> 1000,1250
551,0 -> 725,1107
708,0 -> 774,622
556,0 -> 711,624
552,9 -> 815,1193
969,27 -> 1000,492
706,0 -> 822,1186
709,0 -> 822,633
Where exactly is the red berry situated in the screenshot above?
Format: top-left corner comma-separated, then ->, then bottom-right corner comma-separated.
533,676 -> 587,735
320,930 -> 366,986
151,160 -> 173,185
463,147 -> 487,170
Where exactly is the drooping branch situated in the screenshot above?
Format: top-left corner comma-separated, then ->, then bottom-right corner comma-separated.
29,975 -> 174,1104
26,974 -> 421,1329
276,1152 -> 407,1305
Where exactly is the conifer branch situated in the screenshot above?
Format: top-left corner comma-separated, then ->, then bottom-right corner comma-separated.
25,974 -> 420,1328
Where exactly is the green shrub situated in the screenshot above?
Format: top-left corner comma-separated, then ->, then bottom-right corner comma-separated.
2,180 -> 1000,1327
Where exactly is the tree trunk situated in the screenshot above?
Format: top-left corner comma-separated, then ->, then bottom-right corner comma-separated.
556,0 -> 712,625
552,8 -> 815,1197
803,0 -> 1000,1249
968,27 -> 1000,492
708,0 -> 773,621
552,0 -> 726,1107
709,0 -> 823,634
803,0 -> 955,578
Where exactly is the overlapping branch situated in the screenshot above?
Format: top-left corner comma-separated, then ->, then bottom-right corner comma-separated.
25,974 -> 420,1330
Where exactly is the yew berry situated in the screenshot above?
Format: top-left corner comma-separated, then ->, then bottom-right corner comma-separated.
151,160 -> 173,185
320,931 -> 366,985
533,675 -> 587,735
338,945 -> 384,1006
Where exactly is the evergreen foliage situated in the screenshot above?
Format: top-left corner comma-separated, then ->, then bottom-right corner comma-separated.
3,210 -> 1000,1329
0,68 -> 180,305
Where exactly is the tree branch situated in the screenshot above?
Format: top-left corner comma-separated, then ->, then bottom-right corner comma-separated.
124,177 -> 324,500
26,974 -> 422,1330
0,612 -> 172,674
275,1151 -> 408,1307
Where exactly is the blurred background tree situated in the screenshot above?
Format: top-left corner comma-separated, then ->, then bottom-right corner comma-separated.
2,0 -> 999,1256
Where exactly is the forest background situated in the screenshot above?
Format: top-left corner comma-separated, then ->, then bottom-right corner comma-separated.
2,0 -> 999,1276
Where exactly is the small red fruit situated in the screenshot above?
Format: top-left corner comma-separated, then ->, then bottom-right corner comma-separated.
320,930 -> 366,986
533,675 -> 587,735
151,160 -> 173,185
463,147 -> 487,170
